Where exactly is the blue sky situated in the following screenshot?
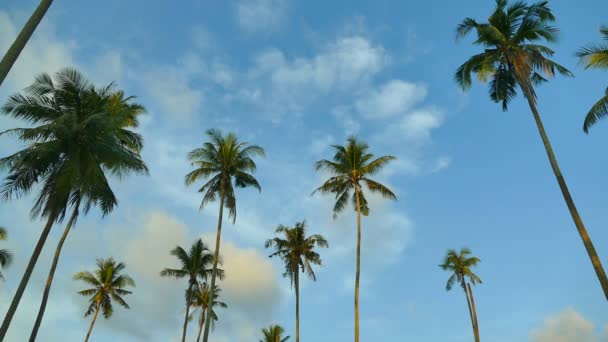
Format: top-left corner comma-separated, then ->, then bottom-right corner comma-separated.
0,0 -> 607,341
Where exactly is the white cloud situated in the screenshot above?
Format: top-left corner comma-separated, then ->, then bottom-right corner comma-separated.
236,0 -> 288,33
356,80 -> 428,119
386,107 -> 444,143
530,308 -> 608,342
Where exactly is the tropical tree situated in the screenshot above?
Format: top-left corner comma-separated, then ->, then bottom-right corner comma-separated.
440,248 -> 483,342
189,282 -> 228,342
160,239 -> 223,342
313,136 -> 396,342
185,128 -> 264,342
0,68 -> 148,339
0,227 -> 12,280
73,258 -> 135,342
0,0 -> 54,88
577,26 -> 608,132
265,221 -> 328,342
455,0 -> 608,300
259,325 -> 290,342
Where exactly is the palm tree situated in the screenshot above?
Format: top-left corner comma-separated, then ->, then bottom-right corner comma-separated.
0,227 -> 13,280
73,258 -> 135,342
185,129 -> 264,342
189,282 -> 228,342
0,0 -> 54,88
313,136 -> 396,342
0,68 -> 148,339
259,325 -> 290,342
265,221 -> 328,342
455,0 -> 608,301
577,26 -> 608,132
160,239 -> 223,342
440,248 -> 483,342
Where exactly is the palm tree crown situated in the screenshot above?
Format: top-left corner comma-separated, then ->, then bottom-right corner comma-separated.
160,239 -> 223,285
260,325 -> 290,342
440,248 -> 482,291
189,282 -> 228,331
577,26 -> 608,132
0,227 -> 12,280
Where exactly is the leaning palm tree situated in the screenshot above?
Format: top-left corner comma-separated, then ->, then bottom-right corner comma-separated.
160,239 -> 223,342
189,282 -> 228,342
455,0 -> 608,300
259,325 -> 290,342
440,248 -> 483,342
0,0 -> 54,88
74,258 -> 135,342
577,26 -> 608,132
265,221 -> 328,342
185,128 -> 264,342
0,227 -> 13,281
313,136 -> 396,342
0,68 -> 148,339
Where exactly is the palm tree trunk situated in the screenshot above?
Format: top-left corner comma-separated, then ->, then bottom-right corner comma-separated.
462,281 -> 478,342
202,188 -> 226,342
30,206 -> 79,341
517,76 -> 608,301
182,281 -> 194,342
196,308 -> 206,342
0,0 -> 54,88
467,283 -> 480,341
295,269 -> 300,342
354,184 -> 362,342
0,215 -> 55,339
84,302 -> 100,342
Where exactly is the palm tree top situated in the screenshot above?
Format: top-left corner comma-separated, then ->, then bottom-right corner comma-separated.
160,239 -> 224,282
439,248 -> 482,291
260,324 -> 290,342
577,26 -> 608,70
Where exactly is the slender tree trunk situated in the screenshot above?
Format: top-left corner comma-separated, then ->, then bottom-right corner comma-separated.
30,206 -> 79,341
517,75 -> 608,301
84,302 -> 100,342
202,188 -> 226,342
196,308 -> 206,342
182,281 -> 194,342
462,281 -> 478,342
467,283 -> 480,341
295,269 -> 300,342
0,215 -> 55,339
0,0 -> 54,88
354,184 -> 362,342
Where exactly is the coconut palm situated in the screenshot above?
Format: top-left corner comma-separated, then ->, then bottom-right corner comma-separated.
313,136 -> 396,342
440,248 -> 483,342
455,0 -> 608,300
189,282 -> 227,342
74,258 -> 134,342
0,0 -> 54,88
0,227 -> 13,280
259,325 -> 290,342
160,239 -> 223,342
185,129 -> 264,342
577,26 -> 608,132
0,68 -> 148,339
265,221 -> 328,342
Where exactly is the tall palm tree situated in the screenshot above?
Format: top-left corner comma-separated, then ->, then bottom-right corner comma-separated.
74,258 -> 135,342
0,227 -> 13,281
265,221 -> 328,342
440,248 -> 483,342
160,239 -> 223,342
455,0 -> 608,301
577,26 -> 608,132
189,282 -> 228,342
313,136 -> 396,342
0,68 -> 148,339
0,0 -> 54,88
259,325 -> 290,342
185,128 -> 264,342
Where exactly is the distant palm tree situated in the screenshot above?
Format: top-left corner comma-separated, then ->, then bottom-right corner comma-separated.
313,136 -> 396,342
189,282 -> 228,342
0,0 -> 54,88
74,258 -> 135,342
0,227 -> 13,280
185,129 -> 264,342
265,221 -> 328,342
577,26 -> 608,132
0,68 -> 148,339
455,0 -> 608,301
440,248 -> 482,342
160,239 -> 223,342
259,325 -> 290,342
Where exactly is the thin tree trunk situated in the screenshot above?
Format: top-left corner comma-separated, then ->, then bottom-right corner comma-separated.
0,215 -> 55,339
30,206 -> 79,341
196,308 -> 206,342
354,185 -> 362,342
462,281 -> 478,342
0,0 -> 54,88
84,302 -> 100,342
517,75 -> 608,301
182,281 -> 194,342
467,283 -> 480,341
202,188 -> 226,342
295,269 -> 300,342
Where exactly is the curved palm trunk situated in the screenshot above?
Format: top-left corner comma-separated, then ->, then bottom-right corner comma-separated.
30,207 -> 79,341
354,185 -> 362,342
182,281 -> 194,342
517,74 -> 608,301
84,302 -> 101,342
196,308 -> 206,342
0,0 -> 54,88
462,281 -> 478,342
0,215 -> 55,339
202,189 -> 225,342
295,269 -> 300,342
467,283 -> 480,341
